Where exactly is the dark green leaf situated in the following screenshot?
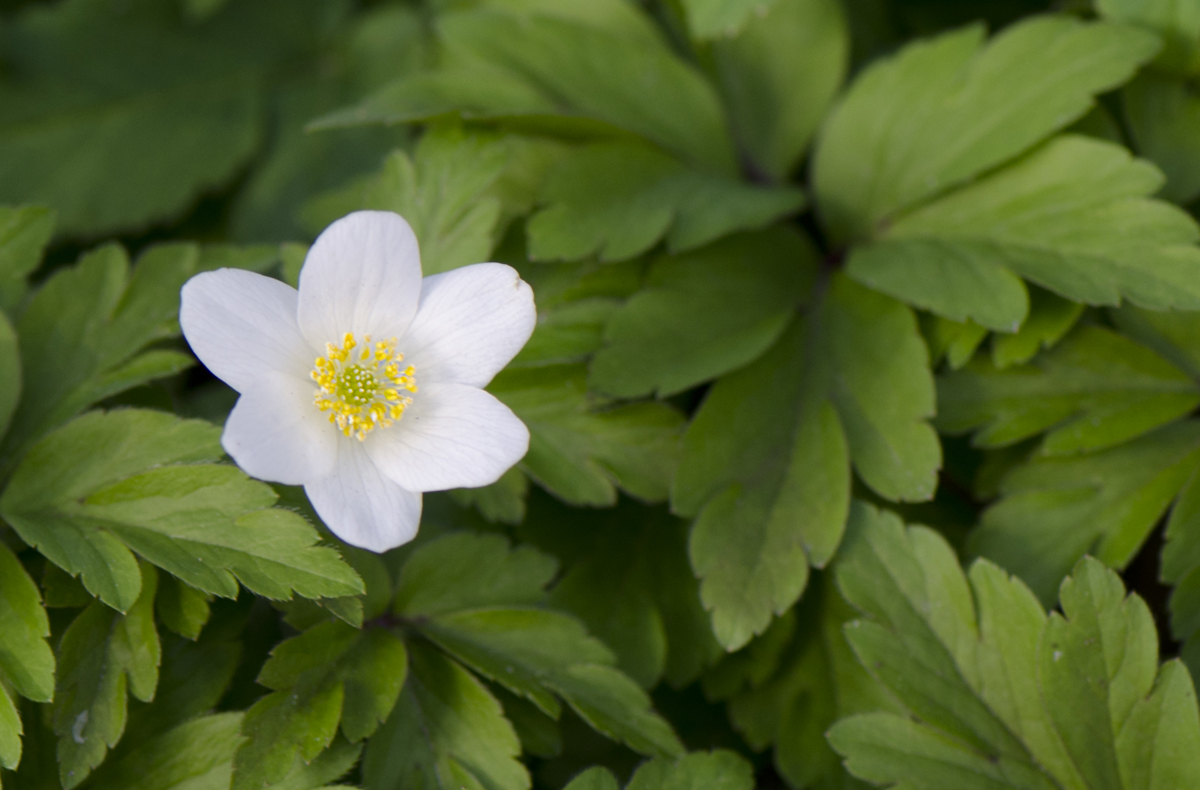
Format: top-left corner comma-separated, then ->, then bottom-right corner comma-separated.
0,243 -> 198,474
393,532 -> 557,618
938,325 -> 1200,455
710,577 -> 889,789
234,620 -> 406,790
711,0 -> 848,178
588,228 -> 817,399
317,7 -> 738,174
526,143 -> 803,263
491,365 -> 685,507
54,564 -> 161,789
1098,0 -> 1200,74
1124,73 -> 1200,205
674,274 -> 939,649
77,712 -> 243,790
0,0 -> 333,236
0,312 -> 18,446
362,641 -> 529,790
972,420 -> 1200,603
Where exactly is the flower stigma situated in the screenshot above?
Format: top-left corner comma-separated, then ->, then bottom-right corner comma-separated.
311,332 -> 417,441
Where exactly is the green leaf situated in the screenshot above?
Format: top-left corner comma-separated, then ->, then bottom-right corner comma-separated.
76,712 -> 243,790
0,312 -> 18,444
707,577 -> 890,789
847,136 -> 1200,331
813,16 -> 1159,243
588,228 -> 817,398
302,128 -> 510,276
710,0 -> 848,178
673,273 -> 939,649
922,314 -> 989,371
317,7 -> 738,174
1155,468 -> 1200,677
563,751 -> 755,790
362,641 -> 529,790
972,420 -> 1200,603
54,564 -> 161,789
233,621 -> 407,790
267,736 -> 362,790
682,0 -> 778,40
563,767 -> 619,790
122,627 -> 241,751
421,609 -> 684,757
0,243 -> 199,475
990,287 -> 1083,369
829,503 -> 1200,790
490,365 -> 686,507
1124,72 -> 1200,205
526,142 -> 804,263
508,258 -> 644,371
0,543 -> 54,772
154,576 -> 212,641
0,543 -> 54,706
229,5 -> 422,244
938,324 -> 1200,455
625,750 -> 754,790
0,0 -> 332,236
1098,0 -> 1200,74
549,508 -> 721,689
0,409 -> 363,612
394,532 -> 557,618
0,205 -> 54,314
450,468 -> 529,526
396,533 -> 684,757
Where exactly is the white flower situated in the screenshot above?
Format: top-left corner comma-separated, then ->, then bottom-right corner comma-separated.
179,211 -> 536,552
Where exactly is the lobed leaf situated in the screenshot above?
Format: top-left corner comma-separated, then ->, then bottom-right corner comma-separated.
973,421 -> 1200,603
54,564 -> 161,789
847,136 -> 1200,331
938,324 -> 1200,455
674,274 -> 939,649
814,16 -> 1159,242
829,503 -> 1200,790
233,621 -> 407,790
395,533 -> 685,758
362,641 -> 529,790
0,409 -> 363,612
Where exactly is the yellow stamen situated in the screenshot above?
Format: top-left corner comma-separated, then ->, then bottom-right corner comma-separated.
310,332 -> 415,441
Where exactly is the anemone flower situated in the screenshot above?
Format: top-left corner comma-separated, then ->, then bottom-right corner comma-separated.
180,210 -> 535,551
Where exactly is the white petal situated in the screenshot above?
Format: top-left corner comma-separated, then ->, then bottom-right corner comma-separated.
221,371 -> 337,485
305,441 -> 423,552
402,263 -> 536,388
180,269 -> 313,393
364,382 -> 529,492
297,211 -> 422,349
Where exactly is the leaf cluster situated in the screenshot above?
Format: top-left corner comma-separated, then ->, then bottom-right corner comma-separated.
7,0 -> 1200,789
